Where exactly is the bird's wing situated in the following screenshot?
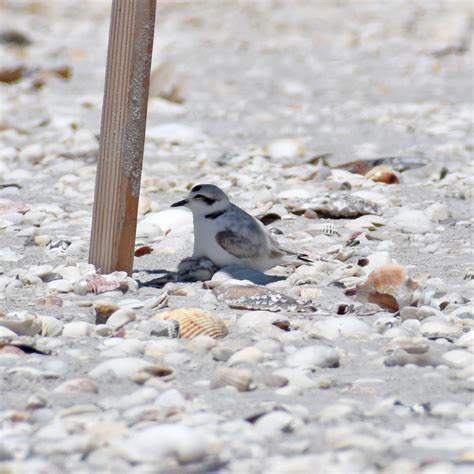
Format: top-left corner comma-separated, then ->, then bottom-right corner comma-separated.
215,208 -> 266,259
215,229 -> 261,258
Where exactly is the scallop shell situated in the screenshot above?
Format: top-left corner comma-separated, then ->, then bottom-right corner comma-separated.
365,165 -> 400,184
154,308 -> 228,339
353,264 -> 421,311
210,367 -> 255,392
312,223 -> 339,236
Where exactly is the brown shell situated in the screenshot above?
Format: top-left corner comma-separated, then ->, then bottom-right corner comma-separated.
134,245 -> 154,257
129,366 -> 175,384
366,165 -> 400,184
154,308 -> 228,339
355,264 -> 420,312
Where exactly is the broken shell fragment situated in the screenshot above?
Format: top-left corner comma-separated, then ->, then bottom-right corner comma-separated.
213,284 -> 314,312
210,367 -> 256,392
73,273 -> 128,295
129,366 -> 176,384
154,308 -> 228,339
0,314 -> 42,337
350,264 -> 422,312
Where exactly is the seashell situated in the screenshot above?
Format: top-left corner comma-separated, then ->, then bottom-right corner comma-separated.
303,209 -> 318,219
134,245 -> 153,257
149,63 -> 186,103
49,239 -> 71,250
53,378 -> 99,394
73,273 -> 128,295
0,314 -> 42,337
36,296 -> 63,306
137,208 -> 192,237
129,365 -> 175,384
264,138 -> 305,159
312,223 -> 339,236
463,269 -> 474,281
94,303 -> 120,325
154,308 -> 228,339
336,155 -> 429,175
290,193 -> 381,218
105,308 -> 136,330
33,234 -> 52,247
138,195 -> 153,214
213,284 -> 314,312
39,272 -> 64,283
260,372 -> 289,388
89,358 -> 152,378
62,321 -> 94,337
210,367 -> 256,391
420,320 -> 463,341
365,165 -> 400,184
257,212 -> 281,226
384,349 -> 459,368
0,198 -> 29,215
144,293 -> 169,310
351,264 -> 422,312
228,347 -> 264,366
38,315 -> 63,337
0,340 -> 50,355
0,344 -> 26,356
211,346 -> 234,362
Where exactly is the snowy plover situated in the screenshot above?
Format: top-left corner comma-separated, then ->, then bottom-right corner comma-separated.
171,184 -> 310,271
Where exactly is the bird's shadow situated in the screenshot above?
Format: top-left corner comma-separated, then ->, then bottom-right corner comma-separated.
138,269 -> 178,289
136,261 -> 287,288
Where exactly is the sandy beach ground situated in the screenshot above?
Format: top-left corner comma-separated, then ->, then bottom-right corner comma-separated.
0,1 -> 473,473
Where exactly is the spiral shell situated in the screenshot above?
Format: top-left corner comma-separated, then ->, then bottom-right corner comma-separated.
210,367 -> 255,392
154,308 -> 228,339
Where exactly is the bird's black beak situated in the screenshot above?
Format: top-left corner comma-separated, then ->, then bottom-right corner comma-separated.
171,199 -> 188,207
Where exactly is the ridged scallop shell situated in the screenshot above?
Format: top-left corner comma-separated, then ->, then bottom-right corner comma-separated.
210,367 -> 255,392
312,223 -> 339,236
154,308 -> 228,339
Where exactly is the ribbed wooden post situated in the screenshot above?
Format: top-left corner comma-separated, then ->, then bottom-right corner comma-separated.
89,0 -> 156,275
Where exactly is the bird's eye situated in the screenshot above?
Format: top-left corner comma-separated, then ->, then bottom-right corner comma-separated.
193,194 -> 216,205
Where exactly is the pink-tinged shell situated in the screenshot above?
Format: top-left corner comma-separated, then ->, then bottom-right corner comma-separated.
154,308 -> 228,339
73,274 -> 127,295
354,264 -> 420,311
366,165 -> 400,184
36,296 -> 63,307
0,199 -> 29,215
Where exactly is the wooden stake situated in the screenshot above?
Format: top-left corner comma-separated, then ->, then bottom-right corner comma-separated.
89,0 -> 156,275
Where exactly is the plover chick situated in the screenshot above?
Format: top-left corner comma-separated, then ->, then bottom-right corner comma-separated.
171,184 -> 310,271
